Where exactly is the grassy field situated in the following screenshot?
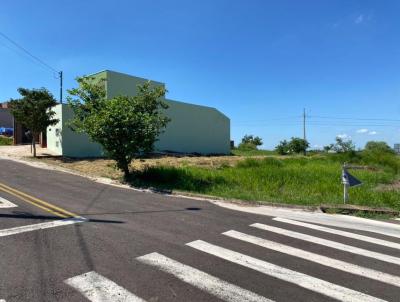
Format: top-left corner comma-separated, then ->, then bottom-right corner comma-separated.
32,150 -> 400,211
231,148 -> 276,156
0,136 -> 12,146
131,155 -> 400,210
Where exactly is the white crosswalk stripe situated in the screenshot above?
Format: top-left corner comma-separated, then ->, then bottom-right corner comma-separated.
65,219 -> 400,302
273,217 -> 400,250
137,252 -> 273,302
0,196 -> 17,208
223,230 -> 400,287
0,217 -> 86,237
65,271 -> 146,302
186,240 -> 387,302
251,223 -> 400,265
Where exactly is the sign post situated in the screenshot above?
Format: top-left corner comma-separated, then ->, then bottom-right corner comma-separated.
341,163 -> 362,204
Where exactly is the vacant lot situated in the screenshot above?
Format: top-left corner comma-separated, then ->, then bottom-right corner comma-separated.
28,151 -> 400,211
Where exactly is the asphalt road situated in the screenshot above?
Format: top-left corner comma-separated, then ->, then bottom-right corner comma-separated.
0,158 -> 399,302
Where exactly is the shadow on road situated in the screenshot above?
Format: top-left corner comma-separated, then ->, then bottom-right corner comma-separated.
80,207 -> 202,217
0,212 -> 124,224
1,207 -> 202,223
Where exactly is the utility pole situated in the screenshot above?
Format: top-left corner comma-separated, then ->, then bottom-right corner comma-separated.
59,71 -> 63,104
303,108 -> 306,155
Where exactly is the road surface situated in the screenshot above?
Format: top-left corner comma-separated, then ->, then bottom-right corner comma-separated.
0,158 -> 399,301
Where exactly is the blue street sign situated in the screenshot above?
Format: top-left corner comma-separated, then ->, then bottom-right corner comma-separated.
342,169 -> 362,187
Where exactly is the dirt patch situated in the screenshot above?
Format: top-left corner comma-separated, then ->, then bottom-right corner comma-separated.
0,145 -> 58,157
375,180 -> 400,191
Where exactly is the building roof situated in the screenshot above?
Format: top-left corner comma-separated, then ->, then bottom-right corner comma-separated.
84,69 -> 164,86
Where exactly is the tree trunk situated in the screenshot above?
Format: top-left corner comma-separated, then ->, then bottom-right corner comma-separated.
32,132 -> 36,158
122,164 -> 130,181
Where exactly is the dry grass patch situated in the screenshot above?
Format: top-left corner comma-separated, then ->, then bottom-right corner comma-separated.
32,154 -> 277,180
33,157 -> 122,179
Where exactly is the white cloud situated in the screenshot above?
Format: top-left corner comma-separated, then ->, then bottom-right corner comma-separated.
355,14 -> 364,24
368,131 -> 377,135
356,128 -> 368,133
337,133 -> 351,139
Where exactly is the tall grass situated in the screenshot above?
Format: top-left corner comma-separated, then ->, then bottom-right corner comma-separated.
231,148 -> 276,156
131,153 -> 400,210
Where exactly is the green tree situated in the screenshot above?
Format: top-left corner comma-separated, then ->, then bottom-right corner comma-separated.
68,77 -> 170,179
334,137 -> 355,153
238,134 -> 263,150
364,141 -> 394,154
9,88 -> 58,157
241,134 -> 263,146
362,141 -> 398,172
288,137 -> 309,154
323,144 -> 335,152
275,139 -> 289,155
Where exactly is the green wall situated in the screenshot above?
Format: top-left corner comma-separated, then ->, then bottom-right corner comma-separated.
60,105 -> 104,157
47,104 -> 104,157
105,70 -> 230,154
157,99 -> 230,154
50,70 -> 230,157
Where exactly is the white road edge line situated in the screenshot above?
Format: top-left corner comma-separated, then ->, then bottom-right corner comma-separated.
0,197 -> 17,208
273,217 -> 400,250
187,240 -> 387,302
251,223 -> 400,266
0,217 -> 86,237
224,230 -> 400,287
65,271 -> 146,302
137,252 -> 273,302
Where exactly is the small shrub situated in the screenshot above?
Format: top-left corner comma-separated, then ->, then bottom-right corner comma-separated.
237,142 -> 258,151
0,136 -> 12,146
361,151 -> 400,173
288,137 -> 309,154
275,140 -> 289,155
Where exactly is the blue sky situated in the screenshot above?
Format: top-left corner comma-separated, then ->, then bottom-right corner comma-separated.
1,0 -> 399,149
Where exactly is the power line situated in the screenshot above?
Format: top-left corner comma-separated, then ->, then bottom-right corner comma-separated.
0,31 -> 63,103
0,31 -> 58,74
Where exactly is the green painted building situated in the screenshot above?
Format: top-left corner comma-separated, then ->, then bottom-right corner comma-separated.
47,70 -> 230,157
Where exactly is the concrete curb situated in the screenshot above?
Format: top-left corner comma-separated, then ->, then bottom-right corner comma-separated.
319,204 -> 400,216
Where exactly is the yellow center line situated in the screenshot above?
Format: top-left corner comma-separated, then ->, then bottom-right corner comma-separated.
0,182 -> 77,218
0,187 -> 68,218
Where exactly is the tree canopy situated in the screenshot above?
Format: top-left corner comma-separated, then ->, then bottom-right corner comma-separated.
9,87 -> 58,157
238,134 -> 263,150
364,141 -> 394,154
68,77 -> 170,179
275,137 -> 309,155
